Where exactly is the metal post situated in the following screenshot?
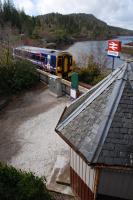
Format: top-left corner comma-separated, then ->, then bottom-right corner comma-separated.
112,56 -> 115,72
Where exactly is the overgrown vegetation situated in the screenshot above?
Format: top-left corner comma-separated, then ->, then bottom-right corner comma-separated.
0,14 -> 39,97
74,55 -> 107,85
0,162 -> 53,200
122,47 -> 133,56
79,67 -> 105,85
0,59 -> 39,95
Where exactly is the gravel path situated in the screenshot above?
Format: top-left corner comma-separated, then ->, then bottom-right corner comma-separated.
0,83 -> 70,181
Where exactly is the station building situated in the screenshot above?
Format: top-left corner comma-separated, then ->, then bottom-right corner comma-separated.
56,63 -> 133,200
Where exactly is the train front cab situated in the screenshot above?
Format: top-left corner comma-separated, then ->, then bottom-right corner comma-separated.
56,53 -> 73,78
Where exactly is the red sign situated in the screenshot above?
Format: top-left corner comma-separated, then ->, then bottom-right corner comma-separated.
108,40 -> 121,57
108,40 -> 121,52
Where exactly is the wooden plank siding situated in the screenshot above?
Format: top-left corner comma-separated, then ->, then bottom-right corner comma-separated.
70,148 -> 96,200
98,169 -> 133,200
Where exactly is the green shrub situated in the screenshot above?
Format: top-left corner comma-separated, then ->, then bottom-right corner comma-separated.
122,47 -> 133,56
78,55 -> 104,85
0,163 -> 53,200
79,65 -> 100,84
0,60 -> 39,95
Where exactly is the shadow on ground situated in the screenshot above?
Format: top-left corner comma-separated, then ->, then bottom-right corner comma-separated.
0,83 -> 69,173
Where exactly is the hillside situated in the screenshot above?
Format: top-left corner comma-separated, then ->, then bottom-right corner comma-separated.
0,0 -> 133,48
37,13 -> 133,41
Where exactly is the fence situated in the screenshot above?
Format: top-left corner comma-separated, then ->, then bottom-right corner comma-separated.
37,69 -> 88,97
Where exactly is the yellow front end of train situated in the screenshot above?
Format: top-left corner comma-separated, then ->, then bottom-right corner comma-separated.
56,52 -> 73,78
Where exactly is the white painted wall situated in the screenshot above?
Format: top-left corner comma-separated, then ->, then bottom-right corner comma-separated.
70,148 -> 96,192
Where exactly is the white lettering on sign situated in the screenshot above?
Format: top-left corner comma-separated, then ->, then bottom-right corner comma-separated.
108,51 -> 119,57
109,42 -> 118,51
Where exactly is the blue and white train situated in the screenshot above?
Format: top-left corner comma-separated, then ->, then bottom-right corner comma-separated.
13,46 -> 74,78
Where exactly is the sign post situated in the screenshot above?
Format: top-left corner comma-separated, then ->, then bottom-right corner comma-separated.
112,56 -> 115,71
70,72 -> 79,99
107,40 -> 121,71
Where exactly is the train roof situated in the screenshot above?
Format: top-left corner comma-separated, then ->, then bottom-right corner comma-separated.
15,46 -> 72,56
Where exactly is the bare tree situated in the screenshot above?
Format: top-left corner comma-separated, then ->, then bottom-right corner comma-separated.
0,24 -> 20,64
74,41 -> 111,70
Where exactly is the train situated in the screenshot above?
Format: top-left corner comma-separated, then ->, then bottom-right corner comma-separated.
13,46 -> 74,78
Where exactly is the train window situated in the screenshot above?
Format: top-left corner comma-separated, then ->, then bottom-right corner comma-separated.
69,56 -> 72,66
51,59 -> 55,66
15,49 -> 20,55
58,57 -> 62,67
19,50 -> 21,55
40,56 -> 45,62
44,56 -> 47,64
35,55 -> 41,61
31,54 -> 35,60
29,52 -> 32,58
23,51 -> 28,58
26,52 -> 30,58
21,51 -> 26,57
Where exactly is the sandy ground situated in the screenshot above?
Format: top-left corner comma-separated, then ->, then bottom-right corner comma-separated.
0,83 -> 70,180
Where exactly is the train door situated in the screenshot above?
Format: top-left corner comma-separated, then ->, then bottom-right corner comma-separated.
60,56 -> 67,78
57,55 -> 71,78
57,56 -> 63,77
63,55 -> 72,78
50,56 -> 56,74
63,56 -> 68,73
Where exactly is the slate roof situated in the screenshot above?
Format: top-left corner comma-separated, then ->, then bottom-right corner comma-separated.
56,63 -> 133,168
